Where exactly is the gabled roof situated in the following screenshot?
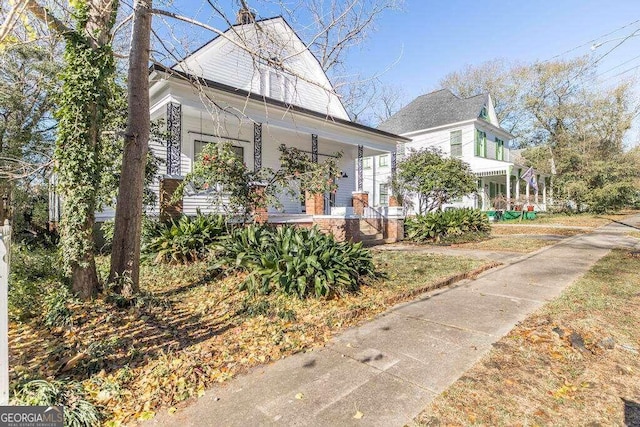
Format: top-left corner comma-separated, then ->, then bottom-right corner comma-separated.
150,63 -> 410,142
169,15 -> 284,69
378,89 -> 488,134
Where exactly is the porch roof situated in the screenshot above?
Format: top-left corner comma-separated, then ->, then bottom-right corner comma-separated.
150,64 -> 410,144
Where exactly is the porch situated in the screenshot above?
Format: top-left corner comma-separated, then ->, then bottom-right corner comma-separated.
475,165 -> 549,212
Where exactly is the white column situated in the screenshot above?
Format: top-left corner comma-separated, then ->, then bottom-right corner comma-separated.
515,177 -> 520,204
543,179 -> 547,208
535,175 -> 539,204
526,180 -> 530,205
506,168 -> 511,210
480,178 -> 486,210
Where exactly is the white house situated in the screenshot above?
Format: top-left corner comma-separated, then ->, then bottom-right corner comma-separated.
86,10 -> 407,224
364,89 -> 549,213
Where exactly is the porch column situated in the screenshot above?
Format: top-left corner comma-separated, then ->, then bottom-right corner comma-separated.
253,123 -> 262,171
357,145 -> 363,192
311,134 -> 318,163
480,178 -> 486,210
526,179 -> 530,204
535,174 -> 540,204
543,179 -> 547,208
506,167 -> 511,210
166,102 -> 182,176
515,176 -> 520,203
389,150 -> 399,206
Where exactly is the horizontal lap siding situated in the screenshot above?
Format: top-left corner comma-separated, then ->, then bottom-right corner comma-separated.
178,20 -> 348,120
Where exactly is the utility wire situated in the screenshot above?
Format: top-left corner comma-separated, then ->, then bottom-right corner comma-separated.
542,18 -> 640,62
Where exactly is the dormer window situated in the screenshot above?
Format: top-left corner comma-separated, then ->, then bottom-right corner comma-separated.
479,106 -> 488,121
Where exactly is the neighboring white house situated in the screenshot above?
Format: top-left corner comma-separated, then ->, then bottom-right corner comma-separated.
364,89 -> 549,213
66,10 -> 406,224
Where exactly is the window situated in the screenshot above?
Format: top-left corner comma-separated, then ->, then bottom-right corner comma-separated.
475,130 -> 487,157
379,155 -> 389,167
495,138 -> 504,161
363,158 -> 372,169
479,106 -> 488,120
379,184 -> 389,206
450,130 -> 462,157
194,140 -> 244,162
258,68 -> 294,104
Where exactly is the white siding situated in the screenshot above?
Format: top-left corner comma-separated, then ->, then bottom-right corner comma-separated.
175,18 -> 349,121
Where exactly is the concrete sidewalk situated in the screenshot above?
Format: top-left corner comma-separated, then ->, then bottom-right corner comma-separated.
148,216 -> 640,427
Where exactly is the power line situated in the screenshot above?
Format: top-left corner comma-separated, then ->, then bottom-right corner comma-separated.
595,52 -> 640,77
543,18 -> 640,62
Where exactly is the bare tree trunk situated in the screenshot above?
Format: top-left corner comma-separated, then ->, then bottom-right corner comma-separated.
109,0 -> 152,294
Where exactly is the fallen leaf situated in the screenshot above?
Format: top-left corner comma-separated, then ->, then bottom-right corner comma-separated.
137,411 -> 155,421
167,407 -> 177,415
295,392 -> 304,400
353,410 -> 364,419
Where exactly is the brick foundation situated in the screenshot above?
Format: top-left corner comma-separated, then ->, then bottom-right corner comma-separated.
352,191 -> 369,216
384,218 -> 404,242
313,217 -> 360,242
305,192 -> 324,216
160,177 -> 183,221
250,184 -> 268,224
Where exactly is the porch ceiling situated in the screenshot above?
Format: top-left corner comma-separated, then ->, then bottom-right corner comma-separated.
179,105 -> 395,156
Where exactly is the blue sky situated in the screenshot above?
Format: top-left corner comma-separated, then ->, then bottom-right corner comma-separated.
344,0 -> 640,98
167,1 -> 640,100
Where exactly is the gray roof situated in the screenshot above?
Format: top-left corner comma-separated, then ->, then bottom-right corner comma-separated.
378,89 -> 488,134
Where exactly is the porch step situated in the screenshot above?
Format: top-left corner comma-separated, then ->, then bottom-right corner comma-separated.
359,223 -> 382,235
358,232 -> 384,241
361,237 -> 396,247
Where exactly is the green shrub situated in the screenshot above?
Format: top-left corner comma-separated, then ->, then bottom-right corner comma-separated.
43,285 -> 76,327
213,225 -> 375,298
405,208 -> 490,243
142,212 -> 227,264
11,379 -> 101,427
8,246 -> 66,322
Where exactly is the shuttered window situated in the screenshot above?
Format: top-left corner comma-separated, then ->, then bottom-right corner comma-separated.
475,130 -> 486,157
450,130 -> 462,157
495,138 -> 504,161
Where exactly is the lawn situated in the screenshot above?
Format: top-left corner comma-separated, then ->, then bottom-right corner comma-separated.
491,225 -> 585,237
452,236 -> 556,253
414,249 -> 640,426
9,251 -> 491,425
500,211 -> 639,228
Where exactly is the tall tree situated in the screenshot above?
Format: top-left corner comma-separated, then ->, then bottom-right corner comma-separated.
0,42 -> 58,223
109,0 -> 151,295
2,0 -> 120,298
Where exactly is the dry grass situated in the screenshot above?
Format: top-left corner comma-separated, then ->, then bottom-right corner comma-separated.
520,211 -> 639,228
452,236 -> 556,253
414,249 -> 640,427
626,231 -> 640,239
491,225 -> 585,237
9,251 -> 488,425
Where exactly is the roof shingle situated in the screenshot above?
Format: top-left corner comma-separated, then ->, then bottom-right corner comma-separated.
378,89 -> 487,134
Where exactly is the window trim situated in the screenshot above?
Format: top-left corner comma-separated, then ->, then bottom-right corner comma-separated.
475,130 -> 487,158
450,129 -> 462,157
363,157 -> 372,169
378,154 -> 389,167
379,183 -> 389,206
194,139 -> 245,163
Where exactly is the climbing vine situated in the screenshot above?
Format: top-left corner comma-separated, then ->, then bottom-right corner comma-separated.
53,0 -> 119,293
